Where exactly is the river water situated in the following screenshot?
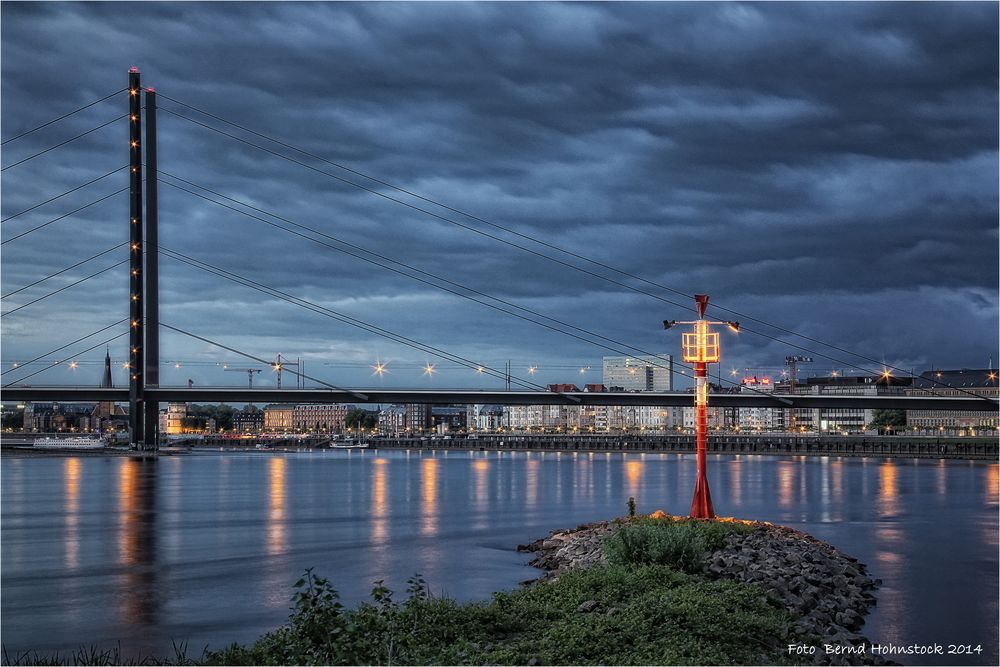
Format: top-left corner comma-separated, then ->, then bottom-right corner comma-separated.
1,450 -> 997,665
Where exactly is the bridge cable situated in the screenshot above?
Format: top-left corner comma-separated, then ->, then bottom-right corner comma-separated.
1,242 -> 128,300
160,175 -> 792,402
161,248 -> 550,393
1,331 -> 130,387
157,96 -> 982,399
1,165 -> 128,223
163,175 -> 959,403
1,114 -> 127,172
1,258 -> 129,316
159,175 -> 682,366
1,319 -> 129,386
0,187 -> 128,245
1,88 -> 126,146
160,248 -> 554,394
159,323 -> 369,400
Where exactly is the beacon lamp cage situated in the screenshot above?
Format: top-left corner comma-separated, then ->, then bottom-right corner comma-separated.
681,331 -> 720,363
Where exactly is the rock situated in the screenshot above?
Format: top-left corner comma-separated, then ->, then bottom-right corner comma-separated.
519,516 -> 884,666
528,657 -> 542,666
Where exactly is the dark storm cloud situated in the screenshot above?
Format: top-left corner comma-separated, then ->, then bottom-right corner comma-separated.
1,1 -> 996,389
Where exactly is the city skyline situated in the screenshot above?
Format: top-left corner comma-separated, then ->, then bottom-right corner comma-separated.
2,2 -> 997,391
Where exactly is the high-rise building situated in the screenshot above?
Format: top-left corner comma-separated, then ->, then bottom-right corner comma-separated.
602,355 -> 673,392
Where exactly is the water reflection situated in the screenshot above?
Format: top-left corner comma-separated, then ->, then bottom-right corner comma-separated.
472,459 -> 490,509
729,457 -> 742,506
525,458 -> 539,506
64,458 -> 81,570
420,458 -> 438,537
879,461 -> 899,517
624,459 -> 641,499
268,457 -> 286,555
371,458 -> 388,544
777,460 -> 794,508
936,459 -> 948,497
986,465 -> 998,507
573,455 -> 592,504
831,458 -> 843,505
116,457 -> 157,627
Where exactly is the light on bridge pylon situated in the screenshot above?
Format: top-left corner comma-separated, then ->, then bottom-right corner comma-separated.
664,294 -> 739,519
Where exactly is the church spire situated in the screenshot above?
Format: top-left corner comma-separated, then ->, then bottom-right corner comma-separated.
101,346 -> 113,389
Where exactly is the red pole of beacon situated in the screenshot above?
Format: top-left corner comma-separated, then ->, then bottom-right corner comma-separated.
664,294 -> 739,520
691,295 -> 713,518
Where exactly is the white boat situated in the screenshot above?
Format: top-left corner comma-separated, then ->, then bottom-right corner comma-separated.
330,439 -> 368,449
34,436 -> 104,449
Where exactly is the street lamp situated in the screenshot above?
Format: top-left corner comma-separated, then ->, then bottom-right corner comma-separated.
664,294 -> 739,519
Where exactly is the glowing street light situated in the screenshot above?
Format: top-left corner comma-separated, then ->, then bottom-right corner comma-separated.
663,294 -> 739,519
423,363 -> 435,376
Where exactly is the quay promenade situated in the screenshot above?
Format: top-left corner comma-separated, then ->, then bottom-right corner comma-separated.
4,433 -> 996,460
371,433 -> 998,460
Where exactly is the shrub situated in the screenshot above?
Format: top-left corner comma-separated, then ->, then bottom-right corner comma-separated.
604,518 -> 754,573
206,565 -> 794,666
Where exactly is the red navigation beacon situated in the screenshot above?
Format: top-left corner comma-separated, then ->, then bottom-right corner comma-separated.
664,294 -> 739,519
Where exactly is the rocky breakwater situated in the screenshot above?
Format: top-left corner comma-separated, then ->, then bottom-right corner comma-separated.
518,515 -> 886,666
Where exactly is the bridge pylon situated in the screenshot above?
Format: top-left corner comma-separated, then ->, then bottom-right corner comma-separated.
128,67 -> 145,449
125,67 -> 160,451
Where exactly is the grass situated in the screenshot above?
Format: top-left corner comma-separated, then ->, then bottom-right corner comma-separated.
604,516 -> 757,573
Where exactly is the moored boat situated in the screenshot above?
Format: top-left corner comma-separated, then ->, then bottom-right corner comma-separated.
33,436 -> 104,449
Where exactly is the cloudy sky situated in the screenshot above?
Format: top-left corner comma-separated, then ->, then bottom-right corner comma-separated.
1,1 -> 997,391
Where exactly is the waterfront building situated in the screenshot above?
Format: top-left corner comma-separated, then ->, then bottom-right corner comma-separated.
263,404 -> 294,432
787,374 -> 911,433
25,402 -> 95,432
378,405 -> 407,435
602,355 -> 673,392
233,405 -> 264,433
293,404 -> 349,432
469,404 -> 505,431
158,403 -> 187,435
738,376 -> 785,431
431,405 -> 468,432
906,369 -> 999,432
406,404 -> 432,433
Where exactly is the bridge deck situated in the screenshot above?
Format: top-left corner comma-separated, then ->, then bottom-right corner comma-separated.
2,387 -> 996,411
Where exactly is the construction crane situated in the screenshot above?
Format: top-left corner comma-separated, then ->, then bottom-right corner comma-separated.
271,353 -> 301,389
784,356 -> 814,394
224,367 -> 262,389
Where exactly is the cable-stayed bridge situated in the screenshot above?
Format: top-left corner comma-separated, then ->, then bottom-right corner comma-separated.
2,68 -> 996,449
